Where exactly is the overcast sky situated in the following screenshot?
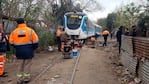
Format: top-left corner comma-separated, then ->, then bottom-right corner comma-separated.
86,0 -> 145,22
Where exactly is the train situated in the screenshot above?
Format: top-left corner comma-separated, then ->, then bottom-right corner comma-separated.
63,12 -> 102,40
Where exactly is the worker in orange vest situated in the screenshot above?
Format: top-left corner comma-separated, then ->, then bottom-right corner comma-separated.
0,23 -> 10,77
9,18 -> 39,84
56,27 -> 62,51
102,29 -> 109,46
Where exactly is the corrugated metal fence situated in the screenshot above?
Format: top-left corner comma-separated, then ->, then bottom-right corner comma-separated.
121,35 -> 149,84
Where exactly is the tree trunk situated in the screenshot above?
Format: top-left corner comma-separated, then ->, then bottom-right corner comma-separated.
0,0 -> 3,24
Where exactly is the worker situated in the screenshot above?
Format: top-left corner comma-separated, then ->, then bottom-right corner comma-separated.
60,29 -> 71,52
0,23 -> 9,77
60,29 -> 70,42
116,26 -> 123,53
9,18 -> 39,84
61,39 -> 72,52
76,39 -> 83,49
56,27 -> 62,52
102,29 -> 109,46
90,36 -> 96,48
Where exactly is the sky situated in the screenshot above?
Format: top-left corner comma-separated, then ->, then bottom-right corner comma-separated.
86,0 -> 145,22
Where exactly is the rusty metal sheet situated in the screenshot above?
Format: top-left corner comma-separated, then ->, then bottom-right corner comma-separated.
127,56 -> 137,75
142,60 -> 149,83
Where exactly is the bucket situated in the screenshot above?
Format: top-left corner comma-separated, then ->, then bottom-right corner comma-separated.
72,49 -> 78,57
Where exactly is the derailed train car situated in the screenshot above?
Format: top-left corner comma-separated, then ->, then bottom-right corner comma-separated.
63,12 -> 102,40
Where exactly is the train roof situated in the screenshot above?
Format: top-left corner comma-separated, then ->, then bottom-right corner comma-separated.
93,23 -> 102,29
64,12 -> 86,16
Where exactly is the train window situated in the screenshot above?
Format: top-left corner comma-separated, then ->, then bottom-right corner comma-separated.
67,15 -> 82,29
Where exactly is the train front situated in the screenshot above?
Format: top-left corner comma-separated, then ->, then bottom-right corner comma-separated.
64,12 -> 87,40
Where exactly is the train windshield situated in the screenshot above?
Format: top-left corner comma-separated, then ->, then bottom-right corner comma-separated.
66,15 -> 83,30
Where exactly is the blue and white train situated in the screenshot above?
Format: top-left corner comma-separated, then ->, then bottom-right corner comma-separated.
63,12 -> 102,40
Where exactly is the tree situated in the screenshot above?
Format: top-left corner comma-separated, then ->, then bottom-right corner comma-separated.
0,0 -> 2,23
72,0 -> 102,11
106,13 -> 117,32
97,18 -> 106,29
122,2 -> 141,28
138,16 -> 149,36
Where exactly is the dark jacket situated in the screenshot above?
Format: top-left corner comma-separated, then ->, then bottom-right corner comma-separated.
0,33 -> 10,52
116,29 -> 122,42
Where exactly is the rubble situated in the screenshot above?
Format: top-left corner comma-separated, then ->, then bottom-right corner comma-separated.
110,46 -> 140,84
54,75 -> 60,78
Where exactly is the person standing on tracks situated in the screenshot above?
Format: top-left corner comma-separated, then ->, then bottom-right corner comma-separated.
0,23 -> 10,77
60,29 -> 71,52
56,27 -> 62,52
102,29 -> 109,46
116,26 -> 123,54
9,18 -> 39,84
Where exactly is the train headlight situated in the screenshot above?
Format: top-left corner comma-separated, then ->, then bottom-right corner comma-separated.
78,30 -> 81,35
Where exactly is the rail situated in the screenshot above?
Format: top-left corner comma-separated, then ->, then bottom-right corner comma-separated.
69,50 -> 81,84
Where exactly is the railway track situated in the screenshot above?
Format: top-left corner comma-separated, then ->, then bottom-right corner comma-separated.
17,39 -> 115,84
30,53 -> 62,84
1,39 -> 119,84
29,49 -> 81,84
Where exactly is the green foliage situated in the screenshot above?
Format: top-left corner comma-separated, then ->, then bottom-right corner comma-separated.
106,13 -> 117,32
97,18 -> 107,29
121,2 -> 141,28
33,6 -> 40,13
51,16 -> 57,22
6,45 -> 14,60
36,28 -> 56,51
138,16 -> 149,36
100,2 -> 142,31
25,16 -> 35,23
44,12 -> 51,20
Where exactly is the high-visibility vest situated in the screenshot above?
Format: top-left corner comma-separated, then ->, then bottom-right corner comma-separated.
0,63 -> 4,75
9,24 -> 39,46
0,54 -> 6,75
102,30 -> 109,35
56,29 -> 61,37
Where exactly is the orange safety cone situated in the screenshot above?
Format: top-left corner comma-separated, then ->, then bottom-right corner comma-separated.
0,62 -> 4,75
0,55 -> 5,76
3,55 -> 6,62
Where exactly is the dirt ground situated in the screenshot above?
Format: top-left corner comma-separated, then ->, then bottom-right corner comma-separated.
74,46 -> 119,84
0,38 -> 121,84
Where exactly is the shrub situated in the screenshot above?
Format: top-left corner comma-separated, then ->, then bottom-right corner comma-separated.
37,29 -> 56,51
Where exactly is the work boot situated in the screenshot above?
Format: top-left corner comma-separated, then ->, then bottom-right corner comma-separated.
17,80 -> 30,84
17,81 -> 24,84
23,80 -> 30,84
0,72 -> 8,77
23,78 -> 31,84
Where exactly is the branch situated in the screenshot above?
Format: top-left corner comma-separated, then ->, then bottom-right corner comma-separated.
2,14 -> 18,21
